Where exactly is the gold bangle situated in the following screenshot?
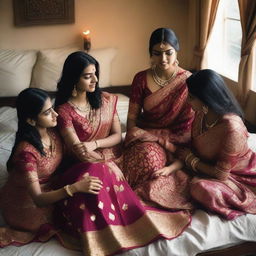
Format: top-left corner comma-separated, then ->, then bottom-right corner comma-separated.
185,152 -> 194,166
64,185 -> 73,197
190,157 -> 200,172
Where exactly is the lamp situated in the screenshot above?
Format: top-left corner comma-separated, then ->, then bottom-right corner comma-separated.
83,30 -> 91,52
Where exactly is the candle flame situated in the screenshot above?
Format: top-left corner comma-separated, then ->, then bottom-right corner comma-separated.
83,30 -> 90,36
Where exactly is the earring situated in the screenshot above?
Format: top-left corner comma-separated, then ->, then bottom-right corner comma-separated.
72,87 -> 77,97
202,105 -> 208,115
175,59 -> 179,66
27,118 -> 36,126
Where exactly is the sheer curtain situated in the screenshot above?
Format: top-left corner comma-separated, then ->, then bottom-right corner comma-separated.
191,0 -> 219,70
237,0 -> 256,106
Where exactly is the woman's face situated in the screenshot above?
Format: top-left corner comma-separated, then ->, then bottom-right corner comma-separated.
76,64 -> 98,93
187,93 -> 205,112
35,97 -> 58,128
151,42 -> 176,71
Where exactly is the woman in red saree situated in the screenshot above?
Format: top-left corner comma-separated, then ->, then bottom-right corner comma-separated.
123,28 -> 195,210
178,69 -> 256,220
0,88 -> 102,247
54,51 -> 192,255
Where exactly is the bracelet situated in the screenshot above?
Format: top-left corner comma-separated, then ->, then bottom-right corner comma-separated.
185,152 -> 194,166
95,140 -> 98,148
190,157 -> 200,172
64,185 -> 73,197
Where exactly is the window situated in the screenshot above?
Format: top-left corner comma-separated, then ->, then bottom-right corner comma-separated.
207,0 -> 242,82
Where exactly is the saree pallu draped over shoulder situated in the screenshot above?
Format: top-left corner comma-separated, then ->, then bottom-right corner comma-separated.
57,92 -> 122,165
123,69 -> 195,211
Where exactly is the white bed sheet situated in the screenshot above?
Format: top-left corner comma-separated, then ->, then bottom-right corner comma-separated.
1,99 -> 256,256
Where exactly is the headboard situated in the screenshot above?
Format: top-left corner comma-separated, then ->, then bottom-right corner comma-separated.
0,85 -> 130,108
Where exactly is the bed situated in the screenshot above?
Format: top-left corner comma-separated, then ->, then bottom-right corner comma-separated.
1,47 -> 256,256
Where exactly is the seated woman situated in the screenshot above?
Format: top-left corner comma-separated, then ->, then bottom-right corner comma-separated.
54,51 -> 192,256
123,28 -> 195,210
0,88 -> 102,247
178,69 -> 256,220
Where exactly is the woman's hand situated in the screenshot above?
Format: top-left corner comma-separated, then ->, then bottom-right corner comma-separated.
152,159 -> 183,178
107,161 -> 125,181
73,142 -> 103,163
72,173 -> 103,195
73,141 -> 97,155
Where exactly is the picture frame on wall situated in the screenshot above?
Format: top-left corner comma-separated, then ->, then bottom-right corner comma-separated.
13,0 -> 74,26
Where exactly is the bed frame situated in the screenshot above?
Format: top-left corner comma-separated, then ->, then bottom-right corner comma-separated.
1,85 -> 256,256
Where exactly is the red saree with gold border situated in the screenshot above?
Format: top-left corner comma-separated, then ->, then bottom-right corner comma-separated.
123,69 -> 194,210
55,92 -> 192,255
190,113 -> 256,219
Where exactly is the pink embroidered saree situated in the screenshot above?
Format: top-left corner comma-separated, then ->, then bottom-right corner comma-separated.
0,129 -> 63,247
190,113 -> 256,220
55,92 -> 192,255
53,161 -> 191,255
123,69 -> 194,210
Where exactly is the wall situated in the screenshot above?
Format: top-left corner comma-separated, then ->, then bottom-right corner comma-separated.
0,0 -> 190,86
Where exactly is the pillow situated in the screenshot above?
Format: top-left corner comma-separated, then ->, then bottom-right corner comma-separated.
30,46 -> 79,91
30,46 -> 117,91
89,48 -> 117,88
0,49 -> 37,97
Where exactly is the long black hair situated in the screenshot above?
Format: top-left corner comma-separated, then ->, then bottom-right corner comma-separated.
7,88 -> 50,170
149,28 -> 180,56
186,69 -> 244,118
55,51 -> 102,109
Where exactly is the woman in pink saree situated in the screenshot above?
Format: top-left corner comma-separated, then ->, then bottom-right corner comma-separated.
123,28 -> 195,210
54,51 -> 192,255
178,69 -> 256,220
0,88 -> 102,248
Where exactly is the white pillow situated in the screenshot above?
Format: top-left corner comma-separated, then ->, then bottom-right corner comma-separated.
0,49 -> 37,97
30,47 -> 117,91
89,48 -> 117,88
30,46 -> 79,91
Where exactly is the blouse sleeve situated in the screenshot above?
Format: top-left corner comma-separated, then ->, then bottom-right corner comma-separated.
128,72 -> 146,121
130,72 -> 146,106
15,151 -> 39,184
215,121 -> 247,174
56,105 -> 74,131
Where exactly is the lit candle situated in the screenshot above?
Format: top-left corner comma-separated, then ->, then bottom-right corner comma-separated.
83,30 -> 91,52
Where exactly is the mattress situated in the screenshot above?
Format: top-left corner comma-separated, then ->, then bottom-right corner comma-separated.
1,95 -> 256,256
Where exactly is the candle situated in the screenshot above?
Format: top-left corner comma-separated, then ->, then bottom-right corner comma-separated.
83,30 -> 91,52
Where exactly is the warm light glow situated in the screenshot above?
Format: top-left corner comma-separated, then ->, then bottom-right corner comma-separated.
83,30 -> 90,36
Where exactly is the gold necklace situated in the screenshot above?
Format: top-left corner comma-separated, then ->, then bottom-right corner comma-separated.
152,66 -> 178,87
68,100 -> 91,113
68,100 -> 95,123
42,133 -> 56,157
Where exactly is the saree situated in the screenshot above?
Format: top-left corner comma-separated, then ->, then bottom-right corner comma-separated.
190,113 -> 256,220
0,129 -> 63,247
53,161 -> 191,255
55,92 -> 192,255
56,92 -> 122,166
123,69 -> 194,210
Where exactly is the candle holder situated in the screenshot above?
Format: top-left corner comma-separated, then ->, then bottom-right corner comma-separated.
83,30 -> 91,52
